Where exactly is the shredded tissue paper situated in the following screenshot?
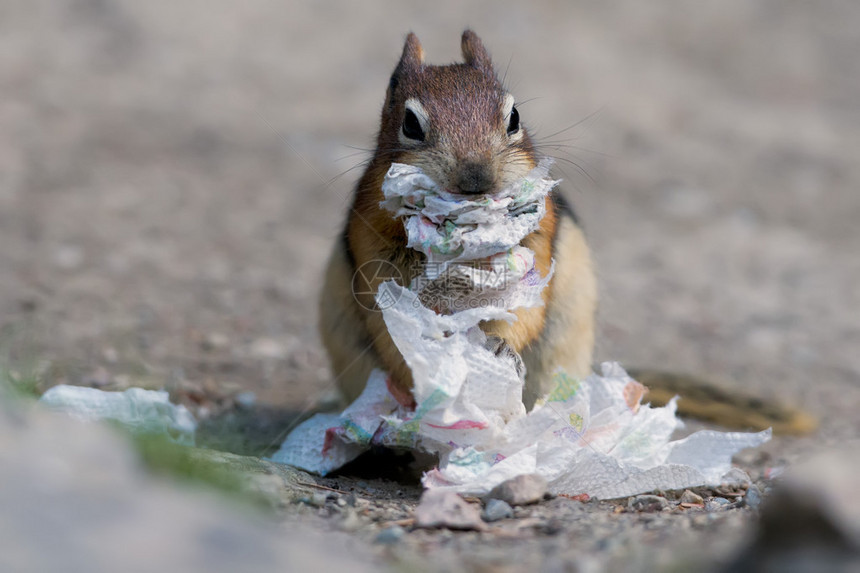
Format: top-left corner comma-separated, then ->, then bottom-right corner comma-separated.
39,385 -> 197,446
269,160 -> 770,499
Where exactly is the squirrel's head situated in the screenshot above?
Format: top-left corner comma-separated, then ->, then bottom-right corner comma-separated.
376,30 -> 537,195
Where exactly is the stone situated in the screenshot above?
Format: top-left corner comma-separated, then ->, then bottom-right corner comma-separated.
374,525 -> 406,545
743,484 -> 763,509
413,490 -> 486,531
481,498 -> 514,522
706,497 -> 731,512
234,391 -> 256,409
487,474 -> 548,506
628,495 -> 670,512
680,489 -> 705,505
306,492 -> 328,507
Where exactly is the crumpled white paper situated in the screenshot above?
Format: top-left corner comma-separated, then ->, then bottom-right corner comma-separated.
381,159 -> 557,313
39,385 -> 198,446
380,158 -> 557,275
269,160 -> 771,499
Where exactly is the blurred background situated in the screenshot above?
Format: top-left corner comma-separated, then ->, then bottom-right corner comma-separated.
1,1 -> 858,447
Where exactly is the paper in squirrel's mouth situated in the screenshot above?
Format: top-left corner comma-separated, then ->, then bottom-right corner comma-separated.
268,159 -> 771,500
379,159 -> 558,271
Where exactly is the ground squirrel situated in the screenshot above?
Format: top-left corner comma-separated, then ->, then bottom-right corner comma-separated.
318,30 -> 814,435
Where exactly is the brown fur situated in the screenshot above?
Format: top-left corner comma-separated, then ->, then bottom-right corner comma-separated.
630,369 -> 817,435
323,30 -> 588,401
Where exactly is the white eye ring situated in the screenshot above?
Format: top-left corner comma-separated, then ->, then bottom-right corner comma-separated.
399,98 -> 430,144
502,93 -> 515,119
502,93 -> 522,141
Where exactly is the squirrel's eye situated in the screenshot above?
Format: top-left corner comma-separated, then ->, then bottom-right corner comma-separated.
507,106 -> 520,136
402,109 -> 425,141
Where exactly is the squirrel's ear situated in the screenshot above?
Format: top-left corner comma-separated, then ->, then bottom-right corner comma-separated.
461,30 -> 492,72
397,33 -> 424,72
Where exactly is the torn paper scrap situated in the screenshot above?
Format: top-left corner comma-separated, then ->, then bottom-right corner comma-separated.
270,370 -> 398,475
39,385 -> 197,446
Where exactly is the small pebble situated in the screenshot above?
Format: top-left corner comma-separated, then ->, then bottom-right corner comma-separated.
679,490 -> 704,505
234,391 -> 256,409
413,490 -> 486,530
743,484 -> 763,509
374,525 -> 405,545
481,499 -> 514,522
627,495 -> 669,512
308,492 -> 328,508
705,497 -> 731,512
487,474 -> 548,506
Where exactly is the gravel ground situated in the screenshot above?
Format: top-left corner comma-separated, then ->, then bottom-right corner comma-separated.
2,1 -> 859,571
271,472 -> 766,572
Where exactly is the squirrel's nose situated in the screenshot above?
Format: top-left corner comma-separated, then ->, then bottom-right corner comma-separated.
455,161 -> 496,195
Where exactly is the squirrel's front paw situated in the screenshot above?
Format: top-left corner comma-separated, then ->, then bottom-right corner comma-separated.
484,335 -> 526,380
